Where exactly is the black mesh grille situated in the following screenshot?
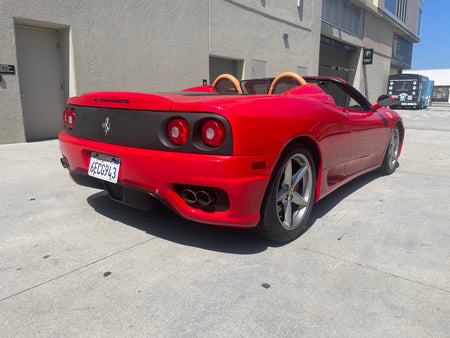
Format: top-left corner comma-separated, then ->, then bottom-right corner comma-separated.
65,105 -> 233,155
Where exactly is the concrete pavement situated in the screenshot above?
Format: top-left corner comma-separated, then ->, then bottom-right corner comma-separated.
1,105 -> 449,337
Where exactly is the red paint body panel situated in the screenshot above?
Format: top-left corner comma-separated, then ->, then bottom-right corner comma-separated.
69,92 -> 174,111
60,132 -> 278,227
59,76 -> 403,228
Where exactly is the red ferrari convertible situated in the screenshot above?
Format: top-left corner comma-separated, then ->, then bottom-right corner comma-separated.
59,72 -> 403,242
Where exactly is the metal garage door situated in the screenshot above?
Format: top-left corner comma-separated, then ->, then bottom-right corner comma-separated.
209,56 -> 238,84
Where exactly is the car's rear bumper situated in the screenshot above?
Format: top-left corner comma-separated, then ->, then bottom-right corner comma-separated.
59,132 -> 279,227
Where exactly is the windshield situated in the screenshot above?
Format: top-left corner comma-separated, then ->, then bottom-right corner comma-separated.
389,79 -> 418,94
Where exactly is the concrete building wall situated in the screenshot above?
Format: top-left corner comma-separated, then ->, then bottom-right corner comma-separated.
375,0 -> 420,43
363,10 -> 393,58
0,0 -> 422,144
407,0 -> 422,35
1,0 -> 209,144
1,0 -> 325,144
362,11 -> 396,102
319,0 -> 422,103
0,23 -> 25,143
362,52 -> 393,102
209,0 -> 322,78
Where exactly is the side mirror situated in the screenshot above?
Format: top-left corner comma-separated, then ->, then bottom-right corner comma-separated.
372,94 -> 394,111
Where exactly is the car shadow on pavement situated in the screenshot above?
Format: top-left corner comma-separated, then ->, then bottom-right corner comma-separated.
87,171 -> 382,254
87,191 -> 268,254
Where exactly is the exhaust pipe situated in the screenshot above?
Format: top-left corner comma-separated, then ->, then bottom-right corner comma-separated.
60,157 -> 70,169
196,190 -> 215,206
181,189 -> 197,204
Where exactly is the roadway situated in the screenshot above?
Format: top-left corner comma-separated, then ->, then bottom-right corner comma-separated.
1,104 -> 449,336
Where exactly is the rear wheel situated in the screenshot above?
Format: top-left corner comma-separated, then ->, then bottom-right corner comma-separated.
379,126 -> 401,175
258,145 -> 316,242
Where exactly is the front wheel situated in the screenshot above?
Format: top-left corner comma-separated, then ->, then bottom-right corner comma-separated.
258,145 -> 316,242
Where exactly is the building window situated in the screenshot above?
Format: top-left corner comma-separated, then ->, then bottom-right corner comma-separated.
391,33 -> 413,68
322,0 -> 364,37
384,0 -> 397,15
384,0 -> 409,24
432,86 -> 450,103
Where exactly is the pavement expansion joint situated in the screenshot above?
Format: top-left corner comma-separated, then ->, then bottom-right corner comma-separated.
301,246 -> 450,294
0,236 -> 160,303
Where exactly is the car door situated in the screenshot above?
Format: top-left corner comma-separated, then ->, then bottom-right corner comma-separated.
314,79 -> 388,176
345,109 -> 388,175
339,85 -> 389,175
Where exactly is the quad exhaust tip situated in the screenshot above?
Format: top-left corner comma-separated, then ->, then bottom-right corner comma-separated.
181,189 -> 197,204
60,157 -> 70,169
181,189 -> 215,206
196,190 -> 214,206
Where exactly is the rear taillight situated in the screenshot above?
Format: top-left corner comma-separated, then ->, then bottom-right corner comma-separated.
63,109 -> 75,129
201,119 -> 226,147
167,118 -> 189,145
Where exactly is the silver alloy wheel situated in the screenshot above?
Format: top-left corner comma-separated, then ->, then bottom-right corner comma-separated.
388,128 -> 400,170
276,153 -> 313,230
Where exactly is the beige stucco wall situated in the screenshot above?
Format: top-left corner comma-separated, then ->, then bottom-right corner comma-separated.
1,0 -> 324,144
362,52 -> 392,102
320,0 -> 421,104
363,11 -> 394,57
0,0 -> 210,144
0,20 -> 25,143
362,11 -> 395,102
407,0 -> 421,36
374,0 -> 421,42
209,0 -> 322,78
0,0 -> 422,144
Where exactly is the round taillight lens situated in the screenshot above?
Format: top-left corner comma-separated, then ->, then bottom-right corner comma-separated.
63,109 -> 75,129
167,118 -> 189,145
201,119 -> 226,147
63,109 -> 69,125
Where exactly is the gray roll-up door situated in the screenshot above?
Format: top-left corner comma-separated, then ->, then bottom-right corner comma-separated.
209,56 -> 237,84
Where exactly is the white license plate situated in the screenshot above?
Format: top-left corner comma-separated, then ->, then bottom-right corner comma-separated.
88,152 -> 120,183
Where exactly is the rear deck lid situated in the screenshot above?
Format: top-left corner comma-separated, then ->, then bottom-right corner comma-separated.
68,92 -> 175,111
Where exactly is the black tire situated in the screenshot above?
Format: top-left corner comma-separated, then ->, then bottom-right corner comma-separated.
258,145 -> 316,242
379,126 -> 401,175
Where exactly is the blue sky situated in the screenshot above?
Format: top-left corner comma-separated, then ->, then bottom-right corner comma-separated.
411,0 -> 450,70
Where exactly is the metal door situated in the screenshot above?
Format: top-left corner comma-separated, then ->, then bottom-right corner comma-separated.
15,25 -> 65,141
209,57 -> 237,84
